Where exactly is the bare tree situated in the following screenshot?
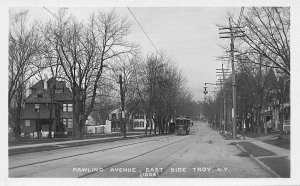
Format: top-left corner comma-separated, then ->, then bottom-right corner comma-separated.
234,54 -> 279,134
109,53 -> 141,131
9,10 -> 44,137
43,9 -> 135,139
236,7 -> 290,75
134,52 -> 188,135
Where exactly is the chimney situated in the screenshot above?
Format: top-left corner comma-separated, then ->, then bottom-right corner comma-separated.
43,80 -> 47,90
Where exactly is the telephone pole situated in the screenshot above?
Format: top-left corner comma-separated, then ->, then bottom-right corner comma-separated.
118,75 -> 126,138
216,64 -> 230,134
203,85 -> 208,101
204,83 -> 218,128
219,18 -> 244,140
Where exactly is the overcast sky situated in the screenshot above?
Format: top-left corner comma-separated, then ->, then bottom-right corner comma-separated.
10,7 -> 249,101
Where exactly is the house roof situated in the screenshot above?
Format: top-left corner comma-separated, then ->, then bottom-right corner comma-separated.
25,89 -> 52,103
22,103 -> 55,119
265,69 -> 278,89
25,79 -> 72,103
25,89 -> 73,103
53,88 -> 72,101
47,78 -> 66,89
30,80 -> 44,90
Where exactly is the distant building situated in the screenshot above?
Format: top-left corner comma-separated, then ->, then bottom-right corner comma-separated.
85,115 -> 97,126
108,109 -> 130,131
132,110 -> 147,130
129,103 -> 153,130
261,71 -> 290,133
108,105 -> 152,131
21,78 -> 73,137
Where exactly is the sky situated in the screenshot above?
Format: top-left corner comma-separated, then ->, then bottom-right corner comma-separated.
9,7 -> 241,101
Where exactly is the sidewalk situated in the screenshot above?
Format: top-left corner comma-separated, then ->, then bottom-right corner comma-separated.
9,132 -> 149,156
234,134 -> 290,178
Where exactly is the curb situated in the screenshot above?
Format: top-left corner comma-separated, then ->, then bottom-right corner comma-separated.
9,134 -> 145,150
9,134 -> 147,156
236,143 -> 280,178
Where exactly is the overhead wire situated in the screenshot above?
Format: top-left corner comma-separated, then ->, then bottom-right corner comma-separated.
127,7 -> 159,53
237,7 -> 244,26
43,7 -> 59,20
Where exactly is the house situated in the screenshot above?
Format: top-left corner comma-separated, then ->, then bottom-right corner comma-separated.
108,109 -> 131,132
132,110 -> 147,130
129,103 -> 153,130
262,71 -> 290,133
85,115 -> 97,126
21,78 -> 73,138
108,105 -> 153,131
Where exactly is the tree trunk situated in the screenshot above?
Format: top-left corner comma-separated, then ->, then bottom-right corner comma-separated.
158,117 -> 161,135
14,88 -> 23,138
149,119 -> 152,135
145,122 -> 148,136
255,107 -> 261,134
74,118 -> 81,139
279,107 -> 284,133
154,119 -> 157,135
73,102 -> 82,139
48,103 -> 54,138
79,123 -> 84,139
48,119 -> 53,138
72,86 -> 84,139
144,116 -> 149,136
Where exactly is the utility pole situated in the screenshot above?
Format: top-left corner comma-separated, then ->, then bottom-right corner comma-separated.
216,64 -> 231,134
216,64 -> 230,134
204,83 -> 218,128
216,77 -> 223,132
118,75 -> 126,138
230,18 -> 237,140
222,64 -> 228,134
219,18 -> 244,140
203,85 -> 208,101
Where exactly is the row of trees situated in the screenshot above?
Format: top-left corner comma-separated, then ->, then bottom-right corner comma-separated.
201,7 -> 290,134
9,8 -> 200,139
131,53 -> 198,135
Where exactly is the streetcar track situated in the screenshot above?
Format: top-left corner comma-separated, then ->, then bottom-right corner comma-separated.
10,127 -> 200,178
9,135 -> 173,170
139,134 -> 202,178
155,136 -> 203,178
79,135 -> 193,178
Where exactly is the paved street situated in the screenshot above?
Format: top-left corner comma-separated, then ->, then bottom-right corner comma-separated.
9,122 -> 270,178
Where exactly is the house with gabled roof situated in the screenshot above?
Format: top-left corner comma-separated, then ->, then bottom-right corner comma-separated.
21,78 -> 73,138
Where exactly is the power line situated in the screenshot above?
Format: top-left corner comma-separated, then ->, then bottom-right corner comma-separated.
127,7 -> 159,53
237,7 -> 244,26
43,7 -> 59,20
219,18 -> 245,140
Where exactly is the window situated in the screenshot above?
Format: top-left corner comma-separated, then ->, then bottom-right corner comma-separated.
63,118 -> 67,126
134,121 -> 139,128
134,113 -> 144,119
112,113 -> 117,119
63,104 -> 67,112
63,104 -> 73,112
25,120 -> 30,127
68,119 -> 73,129
63,118 -> 73,128
140,121 -> 144,128
68,104 -> 73,112
55,89 -> 62,94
